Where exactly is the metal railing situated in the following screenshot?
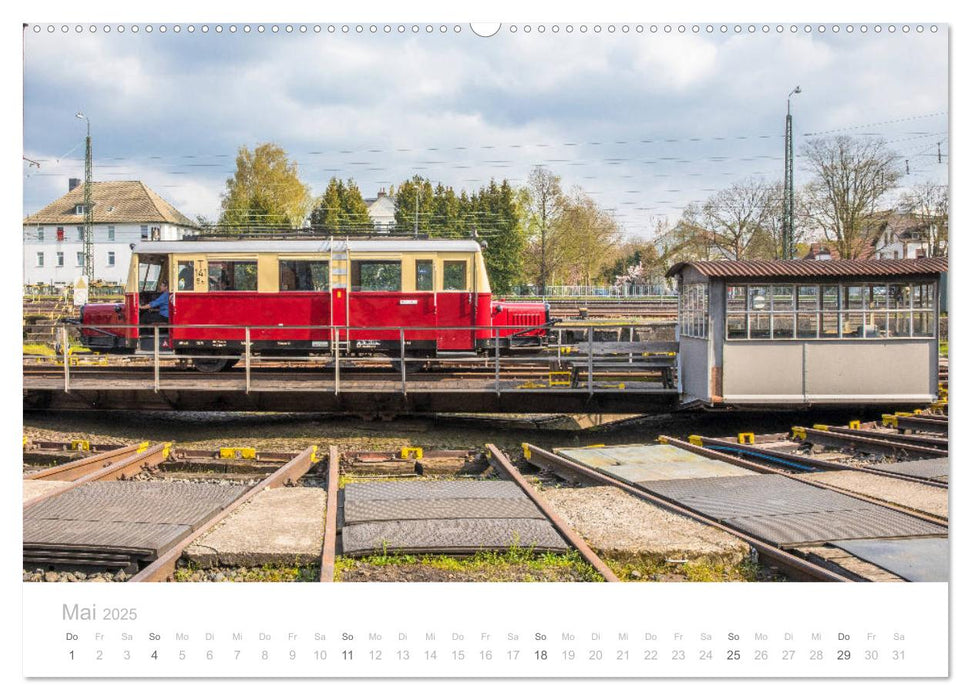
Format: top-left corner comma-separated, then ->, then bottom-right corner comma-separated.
31,322 -> 680,397
509,284 -> 674,298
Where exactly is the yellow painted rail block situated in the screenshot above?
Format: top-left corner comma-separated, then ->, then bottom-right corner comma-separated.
737,433 -> 755,444
401,447 -> 423,459
71,440 -> 90,451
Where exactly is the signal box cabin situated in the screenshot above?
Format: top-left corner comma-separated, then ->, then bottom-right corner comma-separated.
666,258 -> 947,407
79,239 -> 550,364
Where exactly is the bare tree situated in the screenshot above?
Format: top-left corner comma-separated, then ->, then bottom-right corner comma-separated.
525,166 -> 564,294
703,179 -> 775,260
802,135 -> 903,259
898,181 -> 949,256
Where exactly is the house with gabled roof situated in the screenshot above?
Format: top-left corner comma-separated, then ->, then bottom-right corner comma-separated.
23,179 -> 199,285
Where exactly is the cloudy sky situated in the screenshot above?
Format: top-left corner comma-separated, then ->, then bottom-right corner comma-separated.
22,22 -> 948,239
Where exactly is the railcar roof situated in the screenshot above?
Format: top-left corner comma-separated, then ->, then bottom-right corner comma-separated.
133,239 -> 482,255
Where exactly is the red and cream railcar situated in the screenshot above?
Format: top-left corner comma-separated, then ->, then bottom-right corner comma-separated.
78,240 -> 551,370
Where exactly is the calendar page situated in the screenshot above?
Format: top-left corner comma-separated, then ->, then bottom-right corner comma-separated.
13,0 -> 959,693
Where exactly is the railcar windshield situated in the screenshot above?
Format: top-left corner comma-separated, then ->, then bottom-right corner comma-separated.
138,257 -> 166,292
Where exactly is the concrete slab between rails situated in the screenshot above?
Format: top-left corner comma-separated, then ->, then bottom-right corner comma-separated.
23,480 -> 71,502
539,486 -> 749,565
801,471 -> 949,520
184,487 -> 326,568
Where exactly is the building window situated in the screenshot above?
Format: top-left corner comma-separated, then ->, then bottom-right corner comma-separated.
415,260 -> 434,291
36,252 -> 44,267
724,281 -> 936,340
56,252 -> 64,267
77,226 -> 84,241
75,204 -> 87,215
679,283 -> 709,339
56,227 -> 64,241
141,225 -> 149,241
207,260 -> 258,291
279,260 -> 329,291
107,226 -> 115,242
76,252 -> 84,267
107,251 -> 115,267
351,260 -> 401,292
443,261 -> 468,291
36,227 -> 44,242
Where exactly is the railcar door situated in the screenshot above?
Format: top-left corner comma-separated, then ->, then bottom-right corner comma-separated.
327,248 -> 349,348
437,259 -> 474,351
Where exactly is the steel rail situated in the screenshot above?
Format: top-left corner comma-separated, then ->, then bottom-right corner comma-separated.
822,424 -> 948,449
886,413 -> 949,435
793,425 -> 946,459
696,435 -> 947,489
485,444 -> 619,582
659,436 -> 948,527
319,446 -> 341,583
130,445 -> 319,582
24,442 -> 146,481
521,443 -> 851,582
22,443 -> 169,510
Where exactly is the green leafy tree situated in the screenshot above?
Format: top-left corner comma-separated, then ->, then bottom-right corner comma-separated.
219,143 -> 311,234
468,180 -> 527,295
394,176 -> 435,235
310,178 -> 372,236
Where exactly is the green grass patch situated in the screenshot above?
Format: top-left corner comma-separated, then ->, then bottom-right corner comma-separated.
334,543 -> 603,582
174,560 -> 320,582
23,344 -> 55,356
603,553 -> 759,582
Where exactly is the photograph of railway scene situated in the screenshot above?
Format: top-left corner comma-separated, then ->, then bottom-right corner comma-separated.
21,20 -> 948,591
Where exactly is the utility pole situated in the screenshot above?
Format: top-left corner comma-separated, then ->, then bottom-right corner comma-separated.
783,86 -> 801,260
76,112 -> 94,280
413,190 -> 420,238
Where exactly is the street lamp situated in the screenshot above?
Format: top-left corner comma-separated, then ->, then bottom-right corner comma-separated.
783,86 -> 801,260
75,112 -> 94,280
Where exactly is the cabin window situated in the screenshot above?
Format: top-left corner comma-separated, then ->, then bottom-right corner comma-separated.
138,259 -> 163,291
415,260 -> 434,291
280,260 -> 329,292
679,283 -> 709,339
724,281 -> 936,340
177,262 -> 194,291
351,260 -> 401,292
208,260 -> 257,291
443,261 -> 467,291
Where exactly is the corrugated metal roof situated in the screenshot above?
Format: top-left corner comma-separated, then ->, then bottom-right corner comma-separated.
133,239 -> 482,255
666,258 -> 948,279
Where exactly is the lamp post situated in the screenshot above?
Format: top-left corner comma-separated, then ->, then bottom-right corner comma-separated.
783,86 -> 801,260
75,112 -> 94,280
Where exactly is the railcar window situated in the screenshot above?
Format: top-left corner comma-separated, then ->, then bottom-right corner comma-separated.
679,283 -> 709,339
208,261 -> 257,291
138,261 -> 163,292
724,281 -> 936,340
352,260 -> 401,292
177,262 -> 194,291
415,260 -> 434,291
443,261 -> 468,291
280,260 -> 329,292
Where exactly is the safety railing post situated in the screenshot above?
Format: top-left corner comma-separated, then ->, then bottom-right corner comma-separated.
399,328 -> 406,395
334,326 -> 341,395
587,324 -> 594,396
494,327 -> 500,395
61,325 -> 70,392
245,327 -> 251,394
153,326 -> 160,392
